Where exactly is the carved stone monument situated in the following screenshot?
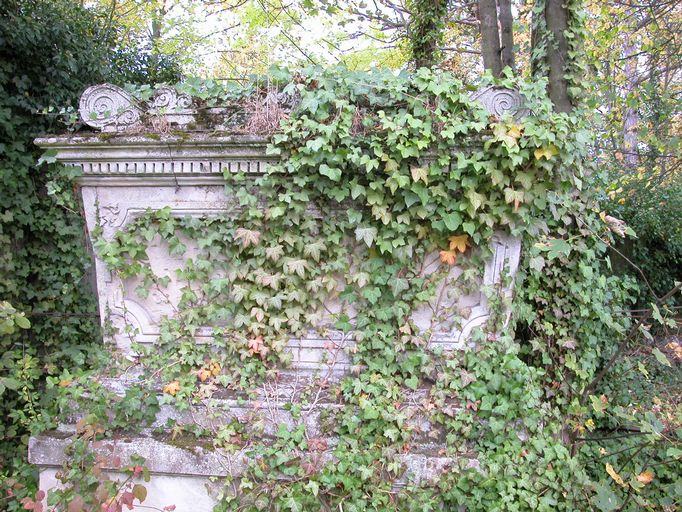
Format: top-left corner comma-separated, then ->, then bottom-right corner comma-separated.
29,84 -> 523,510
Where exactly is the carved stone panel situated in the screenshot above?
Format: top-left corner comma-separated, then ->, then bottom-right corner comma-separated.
38,131 -> 521,373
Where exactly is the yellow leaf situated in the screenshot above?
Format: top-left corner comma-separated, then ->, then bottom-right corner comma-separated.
448,234 -> 469,253
439,250 -> 457,266
210,361 -> 222,375
410,166 -> 428,184
163,380 -> 180,396
534,144 -> 558,160
507,123 -> 523,139
606,463 -> 626,487
197,368 -> 211,382
636,471 -> 654,485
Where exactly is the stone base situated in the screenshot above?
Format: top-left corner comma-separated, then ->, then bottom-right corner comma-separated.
30,432 -> 476,511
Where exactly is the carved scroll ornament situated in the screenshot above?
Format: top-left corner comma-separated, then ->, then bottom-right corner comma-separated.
79,84 -> 142,132
78,83 -> 527,132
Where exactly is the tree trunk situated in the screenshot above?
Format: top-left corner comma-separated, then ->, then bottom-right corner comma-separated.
545,0 -> 573,112
498,0 -> 514,71
408,0 -> 448,68
478,0 -> 502,77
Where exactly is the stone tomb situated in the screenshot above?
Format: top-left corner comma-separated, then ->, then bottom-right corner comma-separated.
29,84 -> 523,510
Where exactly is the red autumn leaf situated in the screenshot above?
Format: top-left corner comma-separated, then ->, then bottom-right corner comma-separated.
308,438 -> 328,452
119,491 -> 134,510
67,496 -> 84,512
248,336 -> 264,356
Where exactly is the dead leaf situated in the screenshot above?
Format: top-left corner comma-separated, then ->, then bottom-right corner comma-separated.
636,471 -> 654,485
606,463 -> 626,487
163,381 -> 180,396
439,250 -> 457,266
197,368 -> 211,382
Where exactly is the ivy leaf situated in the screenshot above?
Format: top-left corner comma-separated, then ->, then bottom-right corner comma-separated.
652,347 -> 671,367
284,259 -> 307,278
231,285 -> 248,303
306,137 -> 325,151
515,171 -> 534,189
15,315 -> 30,329
545,238 -> 572,260
234,228 -> 261,248
305,481 -> 320,497
442,212 -> 463,231
383,427 -> 400,441
132,484 -> 147,503
362,287 -> 381,304
636,471 -> 654,485
460,370 -> 476,387
265,244 -> 285,262
37,149 -> 58,165
529,255 -> 545,272
391,278 -> 409,297
439,250 -> 457,266
465,190 -> 485,211
163,381 -> 180,396
448,234 -> 469,253
593,482 -> 620,512
534,144 -> 558,160
410,166 -> 428,184
355,226 -> 377,247
319,164 -> 341,181
355,272 -> 370,288
405,375 -> 419,390
285,497 -> 303,512
248,336 -> 265,357
303,240 -> 326,262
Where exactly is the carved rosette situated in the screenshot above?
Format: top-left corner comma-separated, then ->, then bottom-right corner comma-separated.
470,86 -> 527,119
79,84 -> 142,131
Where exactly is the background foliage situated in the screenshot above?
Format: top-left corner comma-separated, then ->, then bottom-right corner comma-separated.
0,0 -> 181,504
